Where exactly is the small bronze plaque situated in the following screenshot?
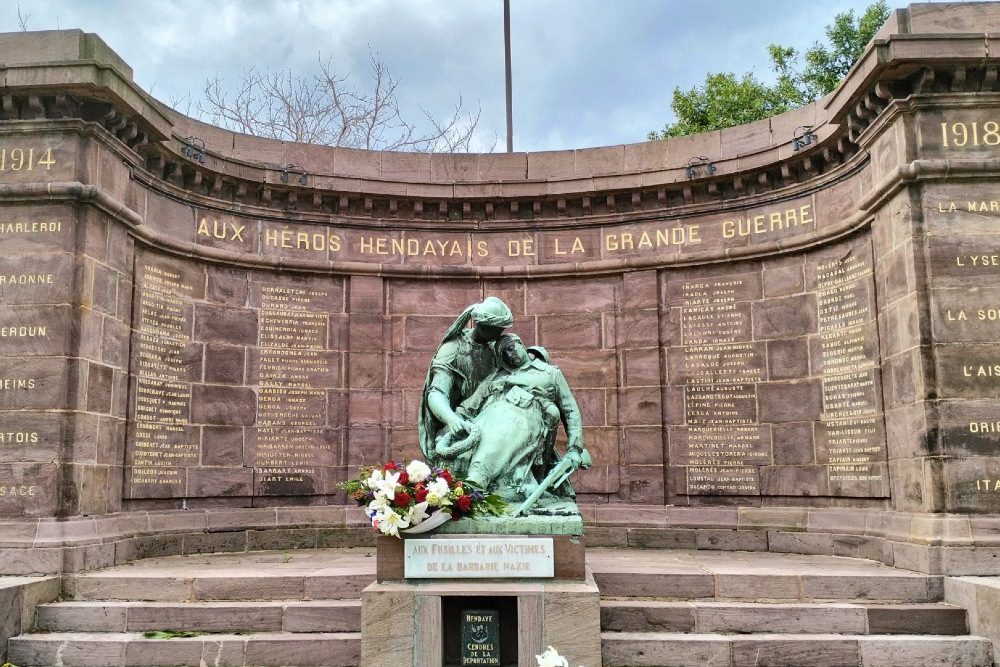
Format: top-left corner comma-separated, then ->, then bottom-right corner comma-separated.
461,608 -> 500,666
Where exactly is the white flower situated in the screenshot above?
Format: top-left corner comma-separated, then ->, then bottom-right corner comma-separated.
406,501 -> 430,525
406,460 -> 432,483
373,508 -> 410,537
366,468 -> 384,489
373,471 -> 400,500
536,646 -> 569,667
425,477 -> 452,507
427,478 -> 450,498
367,493 -> 390,514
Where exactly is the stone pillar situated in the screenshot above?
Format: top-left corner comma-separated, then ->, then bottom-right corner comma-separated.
0,133 -> 134,520
617,270 -> 665,503
361,576 -> 601,667
347,276 -> 389,467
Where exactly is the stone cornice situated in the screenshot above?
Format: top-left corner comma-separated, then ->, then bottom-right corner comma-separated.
0,28 -> 995,235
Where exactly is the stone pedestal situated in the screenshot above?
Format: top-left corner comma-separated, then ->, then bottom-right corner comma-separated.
359,573 -> 601,667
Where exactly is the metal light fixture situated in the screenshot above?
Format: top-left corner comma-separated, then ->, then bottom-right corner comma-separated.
792,126 -> 817,151
281,164 -> 309,186
180,136 -> 206,163
685,156 -> 716,179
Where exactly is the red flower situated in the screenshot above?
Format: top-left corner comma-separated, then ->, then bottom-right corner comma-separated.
383,462 -> 397,472
457,495 -> 471,512
451,510 -> 461,521
397,471 -> 409,485
438,470 -> 453,485
394,492 -> 411,508
415,486 -> 428,503
352,489 -> 366,503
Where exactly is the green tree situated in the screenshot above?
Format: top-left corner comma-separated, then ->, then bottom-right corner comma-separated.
650,1 -> 890,140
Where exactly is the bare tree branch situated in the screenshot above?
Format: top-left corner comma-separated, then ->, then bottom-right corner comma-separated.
16,2 -> 31,31
195,49 -> 481,153
167,91 -> 195,116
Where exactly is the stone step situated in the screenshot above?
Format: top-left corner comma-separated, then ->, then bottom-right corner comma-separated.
588,548 -> 942,602
600,632 -> 994,667
63,548 -> 376,602
64,570 -> 374,602
8,631 -> 361,667
600,600 -> 969,635
35,600 -> 362,633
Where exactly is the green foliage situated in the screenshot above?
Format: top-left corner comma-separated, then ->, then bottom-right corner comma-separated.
776,1 -> 892,103
648,72 -> 797,140
142,630 -> 203,639
650,1 -> 890,140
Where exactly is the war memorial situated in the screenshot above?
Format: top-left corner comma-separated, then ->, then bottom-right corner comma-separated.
4,2 -> 1000,665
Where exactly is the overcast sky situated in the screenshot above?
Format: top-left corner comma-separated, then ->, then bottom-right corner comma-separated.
2,0 -> 912,152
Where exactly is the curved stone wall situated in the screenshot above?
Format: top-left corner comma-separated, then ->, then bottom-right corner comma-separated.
5,3 -> 1000,574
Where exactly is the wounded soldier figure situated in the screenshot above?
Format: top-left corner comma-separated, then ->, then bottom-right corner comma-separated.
433,333 -> 590,514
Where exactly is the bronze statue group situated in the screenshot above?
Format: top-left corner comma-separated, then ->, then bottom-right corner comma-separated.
418,297 -> 590,516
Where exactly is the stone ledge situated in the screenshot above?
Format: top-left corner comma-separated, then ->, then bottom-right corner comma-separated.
4,506 -> 1000,575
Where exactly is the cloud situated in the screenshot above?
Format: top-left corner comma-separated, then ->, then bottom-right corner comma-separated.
2,0 -> 907,151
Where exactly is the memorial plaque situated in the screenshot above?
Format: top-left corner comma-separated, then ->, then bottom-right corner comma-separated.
667,271 -> 768,496
461,609 -> 501,666
403,537 -> 554,578
126,258 -> 200,498
251,280 -> 339,496
664,234 -> 889,500
924,183 -> 1000,509
810,241 -> 889,497
123,248 -> 348,501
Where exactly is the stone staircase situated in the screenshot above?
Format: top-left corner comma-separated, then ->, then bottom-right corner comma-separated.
591,549 -> 994,667
9,549 -> 372,667
7,547 -> 995,667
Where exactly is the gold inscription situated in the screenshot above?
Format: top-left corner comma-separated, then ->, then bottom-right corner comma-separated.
553,237 -> 586,254
0,274 -> 53,286
939,121 -> 1000,148
0,221 -> 62,235
253,285 -> 331,482
955,255 -> 1000,267
197,217 -> 246,241
678,276 -> 768,489
0,326 -> 46,337
947,309 -> 1000,322
0,485 -> 36,496
206,201 -> 820,265
688,466 -> 758,493
605,226 -> 701,250
970,421 -> 1000,433
0,146 -> 56,171
722,204 -> 813,239
0,431 -> 38,443
0,378 -> 35,389
130,263 -> 196,487
815,252 -> 885,486
264,227 -> 342,252
131,467 -> 183,485
939,201 -> 1000,213
968,201 -> 1000,212
963,365 -> 1000,377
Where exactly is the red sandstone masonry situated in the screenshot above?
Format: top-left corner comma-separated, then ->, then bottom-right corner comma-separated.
1,8 -> 1000,579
